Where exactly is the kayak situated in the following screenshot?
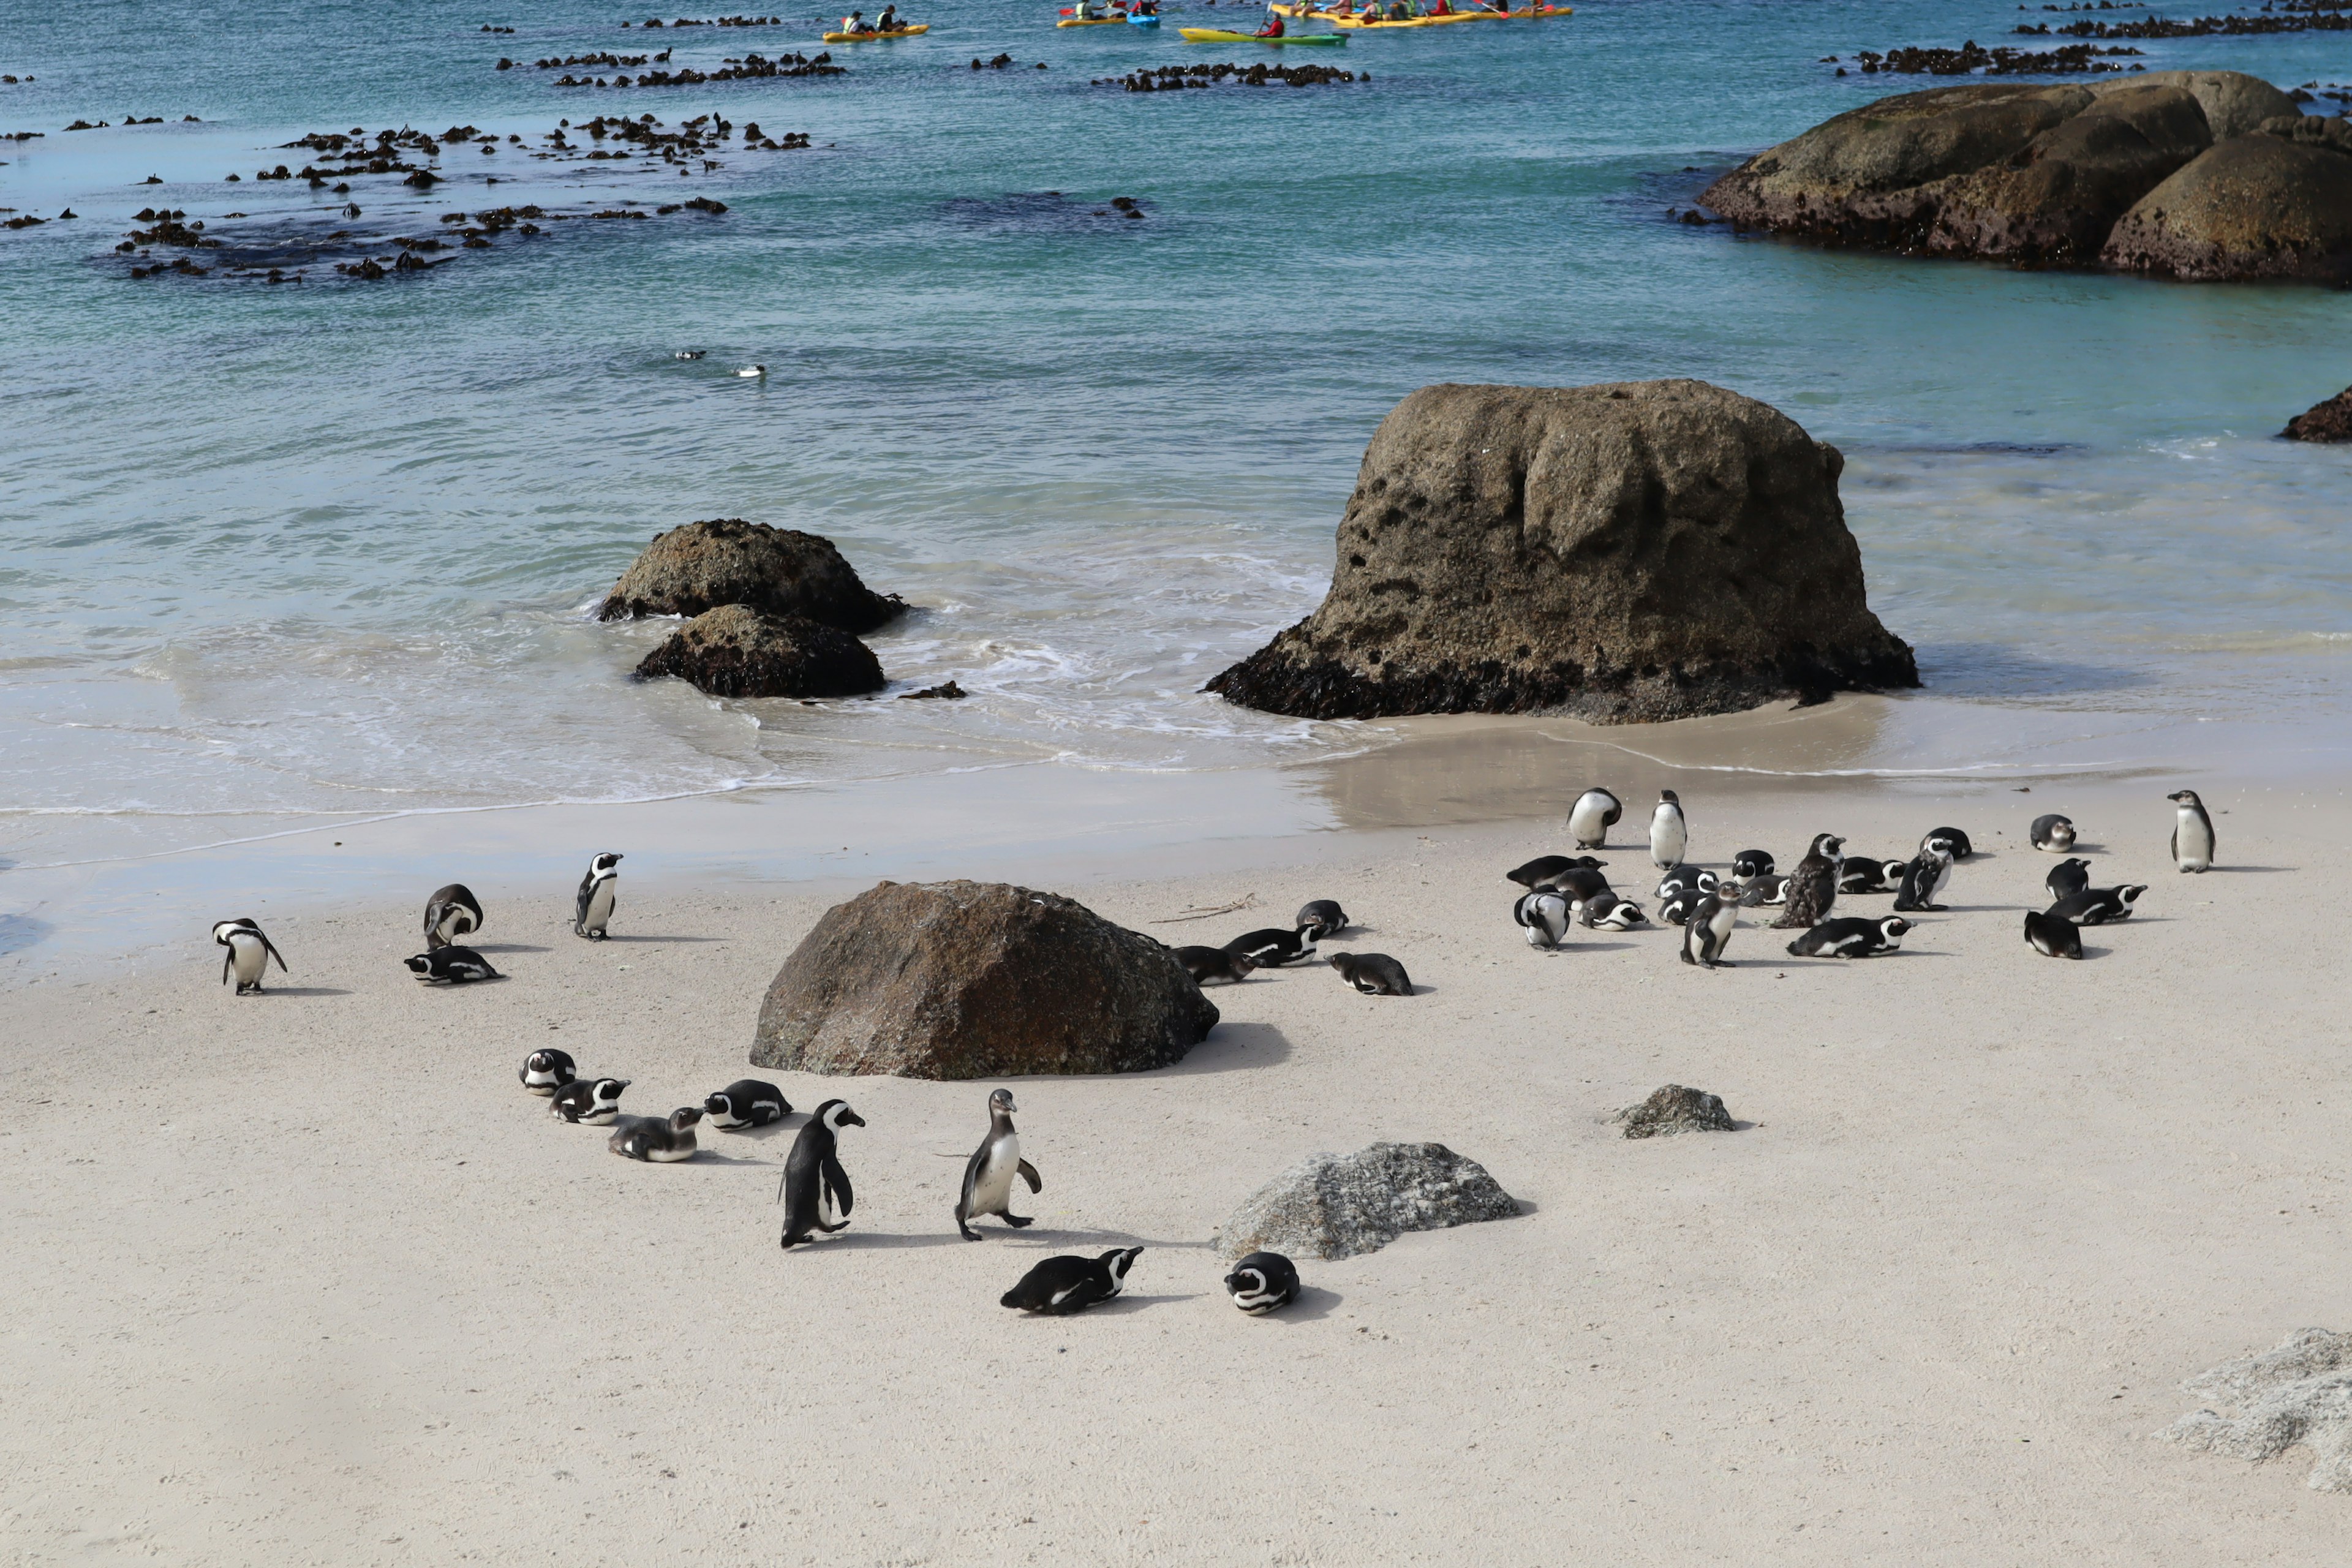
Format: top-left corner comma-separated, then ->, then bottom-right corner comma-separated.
822,22 -> 929,37
1178,25 -> 1347,42
1127,11 -> 1161,21
1276,1 -> 1566,17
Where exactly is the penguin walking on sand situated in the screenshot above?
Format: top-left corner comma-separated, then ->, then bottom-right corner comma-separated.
1223,1251 -> 1300,1315
1001,1247 -> 1142,1314
2045,858 -> 2094,901
704,1079 -> 790,1129
1514,890 -> 1572,951
422,883 -> 483,949
1648,790 -> 1687,870
2030,814 -> 2078,853
213,918 -> 288,995
2167,790 -> 2215,872
520,1048 -> 576,1095
1568,788 -> 1622,850
1771,835 -> 1844,929
1683,884 -> 1765,968
574,851 -> 621,939
956,1088 -> 1042,1240
779,1099 -> 864,1249
2023,908 -> 2083,959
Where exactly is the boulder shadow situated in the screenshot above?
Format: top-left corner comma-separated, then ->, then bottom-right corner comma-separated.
1152,1020 -> 1293,1077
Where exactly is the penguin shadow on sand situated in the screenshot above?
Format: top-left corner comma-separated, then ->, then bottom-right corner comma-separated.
1262,1284 -> 1343,1322
466,941 -> 549,955
589,932 -> 731,944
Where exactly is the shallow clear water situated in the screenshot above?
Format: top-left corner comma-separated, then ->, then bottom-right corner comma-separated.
4,0 -> 2350,899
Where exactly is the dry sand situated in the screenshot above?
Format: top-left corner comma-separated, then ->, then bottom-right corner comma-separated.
5,780 -> 2348,1564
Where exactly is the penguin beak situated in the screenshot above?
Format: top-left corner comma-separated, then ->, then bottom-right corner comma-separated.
841,1110 -> 866,1128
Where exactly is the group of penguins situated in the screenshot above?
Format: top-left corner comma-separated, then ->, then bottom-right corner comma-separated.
1493,785 -> 2220,967
208,848 -> 1306,1318
1169,899 -> 1413,996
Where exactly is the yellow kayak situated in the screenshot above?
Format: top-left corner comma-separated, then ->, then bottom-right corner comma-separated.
1178,24 -> 1346,42
1278,1 -> 1564,17
822,21 -> 929,37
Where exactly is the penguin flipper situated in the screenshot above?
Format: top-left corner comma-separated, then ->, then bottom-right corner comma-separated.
823,1153 -> 853,1219
1017,1158 -> 1041,1193
221,950 -> 232,986
262,935 -> 289,973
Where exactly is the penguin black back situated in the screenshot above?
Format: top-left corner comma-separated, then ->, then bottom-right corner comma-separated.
1177,944 -> 1255,984
780,1099 -> 864,1248
1224,927 -> 1314,966
1294,899 -> 1348,938
704,1079 -> 790,1129
2045,858 -> 2093,900
423,883 -> 483,949
1329,952 -> 1411,995
2023,908 -> 2082,959
1223,1251 -> 1300,1315
1000,1247 -> 1142,1314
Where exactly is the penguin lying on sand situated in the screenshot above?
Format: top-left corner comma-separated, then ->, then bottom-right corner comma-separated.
1000,1247 -> 1142,1314
1581,893 -> 1648,930
1654,865 -> 1716,902
1295,899 -> 1349,938
2046,884 -> 2145,925
520,1048 -> 576,1095
405,946 -> 500,983
1785,914 -> 1910,958
956,1088 -> 1041,1240
704,1079 -> 790,1129
1223,1251 -> 1300,1315
2045,858 -> 2093,900
1729,850 -> 1774,884
2030,814 -> 2077,853
1330,952 -> 1411,995
550,1077 -> 630,1124
2023,908 -> 2083,959
1177,945 -> 1255,984
609,1107 -> 703,1162
213,918 -> 288,995
1224,927 -> 1315,967
423,883 -> 483,949
1506,854 -> 1605,890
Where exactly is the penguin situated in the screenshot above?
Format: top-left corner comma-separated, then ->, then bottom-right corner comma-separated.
1537,866 -> 1615,905
212,918 -> 288,995
574,851 -> 621,939
703,1079 -> 790,1129
1648,790 -> 1687,870
2030,814 -> 2077,853
549,1076 -> 630,1124
675,349 -> 705,359
955,1088 -> 1041,1240
1224,927 -> 1316,967
1177,945 -> 1256,984
1749,874 -> 1791,906
2045,858 -> 2094,901
1771,835 -> 1844,929
422,883 -> 483,949
1567,788 -> 1622,850
1785,914 -> 1911,958
1891,847 -> 1953,914
734,363 -> 766,378
1838,858 -> 1896,895
1729,850 -> 1774,884
1000,1247 -> 1142,1314
1329,952 -> 1411,995
1506,854 -> 1605,890
519,1047 -> 576,1095
404,945 -> 500,983
2046,884 -> 2146,925
609,1106 -> 703,1162
1657,887 -> 1703,927
1653,865 -> 1717,902
1513,890 -> 1572,951
1222,1251 -> 1300,1315
1581,894 -> 1648,930
2022,908 -> 2083,959
778,1098 -> 863,1248
2167,790 -> 2215,872
1921,826 -> 1972,859
1294,899 -> 1348,939
1681,884 -> 1763,968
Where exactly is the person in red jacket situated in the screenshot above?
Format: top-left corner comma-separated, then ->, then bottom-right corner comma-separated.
1254,8 -> 1284,34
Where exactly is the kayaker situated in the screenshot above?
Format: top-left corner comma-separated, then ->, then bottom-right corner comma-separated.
840,8 -> 872,29
1071,0 -> 1098,17
1427,0 -> 1450,14
875,4 -> 899,28
1254,8 -> 1284,34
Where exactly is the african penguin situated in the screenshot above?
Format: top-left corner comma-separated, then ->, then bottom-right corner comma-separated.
1544,866 -> 1615,904
549,1076 -> 630,1125
779,1099 -> 864,1248
2046,884 -> 2146,925
1177,945 -> 1256,984
2022,908 -> 2083,959
519,1047 -> 576,1095
404,946 -> 500,983
1890,847 -> 1953,914
1581,894 -> 1648,930
1729,850 -> 1775,884
422,883 -> 484,949
1224,927 -> 1316,967
1770,835 -> 1845,929
1653,865 -> 1717,902
1657,888 -> 1703,927
573,851 -> 622,939
1681,884 -> 1764,968
1749,874 -> 1791,906
609,1107 -> 703,1162
1514,890 -> 1572,951
2044,858 -> 2094,901
956,1088 -> 1042,1241
1506,854 -> 1605,890
1785,914 -> 1910,958
1295,899 -> 1349,939
1839,858 -> 1896,895
1567,788 -> 1622,850
1223,1251 -> 1300,1316
2030,814 -> 2078,853
704,1079 -> 790,1129
1330,952 -> 1411,996
2167,790 -> 2215,873
212,918 -> 288,995
1648,790 -> 1687,870
1921,826 -> 1972,859
1000,1247 -> 1142,1314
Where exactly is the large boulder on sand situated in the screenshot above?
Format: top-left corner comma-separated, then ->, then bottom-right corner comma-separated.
1215,1142 -> 1520,1261
1205,381 -> 1916,723
2283,385 -> 2352,443
750,880 -> 1219,1079
598,518 -> 905,631
633,604 -> 886,698
2102,118 -> 2352,285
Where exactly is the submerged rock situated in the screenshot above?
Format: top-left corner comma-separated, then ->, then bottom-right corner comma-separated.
750,880 -> 1219,1079
633,604 -> 884,698
1205,380 -> 1915,723
1215,1142 -> 1519,1261
2159,1327 -> 2352,1493
598,518 -> 905,631
2283,385 -> 2352,442
1614,1084 -> 1736,1139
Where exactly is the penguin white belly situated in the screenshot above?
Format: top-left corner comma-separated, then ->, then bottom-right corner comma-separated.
643,1140 -> 695,1163
584,880 -> 616,929
969,1136 -> 1020,1212
1650,811 -> 1685,868
230,935 -> 266,986
2176,815 -> 2213,870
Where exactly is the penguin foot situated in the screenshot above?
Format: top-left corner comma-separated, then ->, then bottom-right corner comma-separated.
1003,1213 -> 1032,1228
959,1225 -> 981,1241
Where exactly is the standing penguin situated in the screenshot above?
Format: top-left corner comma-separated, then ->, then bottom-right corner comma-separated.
2167,790 -> 2215,872
1222,1251 -> 1301,1315
779,1099 -> 864,1248
1513,890 -> 1572,951
1648,790 -> 1687,870
1771,834 -> 1845,929
422,883 -> 484,949
2029,814 -> 2078,853
1682,884 -> 1764,969
1568,788 -> 1622,850
955,1088 -> 1042,1240
212,918 -> 288,995
573,851 -> 622,939
1891,846 -> 1954,914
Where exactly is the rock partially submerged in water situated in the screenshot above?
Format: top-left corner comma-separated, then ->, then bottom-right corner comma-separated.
1615,1084 -> 1735,1139
2283,384 -> 2352,442
598,518 -> 905,631
1215,1142 -> 1519,1261
750,880 -> 1219,1079
2158,1327 -> 2352,1493
1205,380 -> 1915,723
2102,116 -> 2352,285
633,603 -> 885,698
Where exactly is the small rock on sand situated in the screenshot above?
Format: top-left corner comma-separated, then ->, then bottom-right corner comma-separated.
1614,1084 -> 1735,1139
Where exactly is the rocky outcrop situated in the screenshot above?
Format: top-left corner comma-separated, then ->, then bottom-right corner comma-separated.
633,604 -> 886,698
1215,1142 -> 1519,1261
2283,385 -> 2352,442
598,518 -> 905,631
1615,1084 -> 1736,1139
2159,1327 -> 2352,1493
2102,118 -> 2352,284
2116,70 -> 2302,141
750,880 -> 1219,1079
1205,381 -> 1916,723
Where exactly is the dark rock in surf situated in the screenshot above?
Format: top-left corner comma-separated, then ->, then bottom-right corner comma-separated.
1205,380 -> 1915,724
632,603 -> 885,698
598,518 -> 905,631
2283,384 -> 2352,443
